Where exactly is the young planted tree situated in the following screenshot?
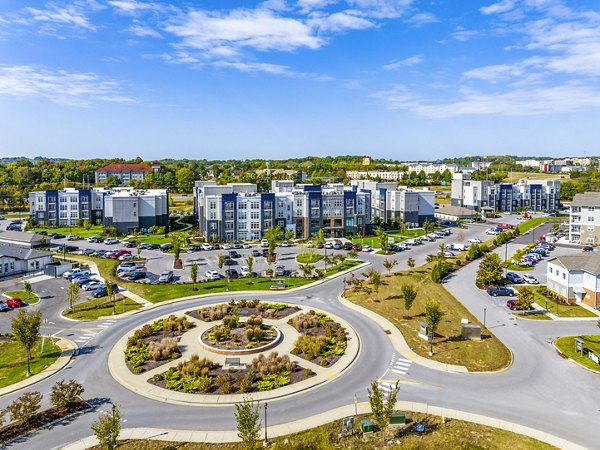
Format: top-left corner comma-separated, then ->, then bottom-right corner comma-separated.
383,259 -> 398,274
217,253 -> 225,270
66,282 -> 80,312
437,242 -> 447,262
424,299 -> 444,355
316,228 -> 325,247
169,232 -> 186,264
234,397 -> 262,450
374,228 -> 387,250
91,404 -> 121,450
400,283 -> 417,318
23,280 -> 33,303
188,262 -> 197,292
5,391 -> 43,422
367,379 -> 400,441
407,257 -> 415,269
136,242 -> 142,259
298,264 -> 314,278
347,250 -> 358,259
50,379 -> 85,408
476,253 -> 504,286
370,270 -> 382,298
284,228 -> 294,242
515,287 -> 534,311
11,309 -> 42,377
264,225 -> 281,263
245,255 -> 254,277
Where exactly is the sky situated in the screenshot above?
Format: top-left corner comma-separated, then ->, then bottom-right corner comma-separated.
1,0 -> 599,161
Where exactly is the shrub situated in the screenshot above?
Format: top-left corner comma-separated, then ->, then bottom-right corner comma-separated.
303,368 -> 315,377
291,313 -> 317,331
293,335 -> 327,359
217,374 -> 234,394
251,352 -> 294,377
151,373 -> 164,382
245,315 -> 263,327
162,315 -> 191,333
125,341 -> 149,368
50,380 -> 84,408
223,314 -> 239,328
238,373 -> 254,393
245,326 -> 264,342
200,304 -> 230,321
197,376 -> 213,393
148,337 -> 179,362
5,391 -> 43,422
257,380 -> 274,391
249,298 -> 260,308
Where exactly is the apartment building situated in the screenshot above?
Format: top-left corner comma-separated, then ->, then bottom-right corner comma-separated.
547,253 -> 600,309
569,192 -> 600,245
95,161 -> 160,185
29,188 -> 108,227
103,188 -> 169,235
450,173 -> 494,211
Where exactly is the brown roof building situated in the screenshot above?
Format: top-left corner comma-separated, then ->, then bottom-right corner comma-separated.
95,163 -> 158,185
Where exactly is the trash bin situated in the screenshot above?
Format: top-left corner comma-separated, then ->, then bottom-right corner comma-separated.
389,412 -> 406,425
360,419 -> 374,434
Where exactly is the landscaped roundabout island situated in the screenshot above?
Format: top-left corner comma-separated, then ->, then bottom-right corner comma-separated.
109,299 -> 359,404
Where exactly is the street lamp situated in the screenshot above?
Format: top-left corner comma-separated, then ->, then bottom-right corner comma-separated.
483,308 -> 487,330
264,402 -> 269,446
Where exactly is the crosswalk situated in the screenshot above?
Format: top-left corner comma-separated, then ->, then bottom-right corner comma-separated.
48,319 -> 117,349
377,353 -> 414,394
391,357 -> 413,375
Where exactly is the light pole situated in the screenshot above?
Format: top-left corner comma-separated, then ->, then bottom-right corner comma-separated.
483,308 -> 487,330
264,402 -> 269,446
504,241 -> 508,276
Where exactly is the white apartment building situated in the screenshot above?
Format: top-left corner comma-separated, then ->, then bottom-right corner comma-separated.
569,192 -> 600,245
547,253 -> 600,309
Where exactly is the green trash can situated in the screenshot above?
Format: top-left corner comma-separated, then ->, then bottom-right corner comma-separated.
360,419 -> 374,434
390,412 -> 406,425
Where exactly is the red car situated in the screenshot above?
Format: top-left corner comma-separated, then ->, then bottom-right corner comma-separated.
6,297 -> 26,308
498,223 -> 514,230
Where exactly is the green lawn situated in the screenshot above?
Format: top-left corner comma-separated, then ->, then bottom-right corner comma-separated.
4,290 -> 39,304
296,253 -> 324,264
503,171 -> 562,183
511,311 -> 552,320
346,262 -> 512,372
0,338 -> 61,388
123,234 -> 169,245
352,229 -> 426,248
516,217 -> 564,234
92,411 -> 554,450
555,335 -> 600,372
64,295 -> 142,320
76,256 -> 363,303
33,224 -> 105,238
527,286 -> 598,318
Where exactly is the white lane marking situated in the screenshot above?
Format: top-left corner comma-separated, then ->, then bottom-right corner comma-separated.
74,339 -> 87,343
51,330 -> 63,337
101,322 -> 113,326
395,357 -> 412,364
98,325 -> 109,328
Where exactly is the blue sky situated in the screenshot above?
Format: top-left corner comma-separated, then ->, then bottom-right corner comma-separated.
1,0 -> 599,161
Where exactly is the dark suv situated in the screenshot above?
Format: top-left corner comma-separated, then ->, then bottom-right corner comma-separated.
487,287 -> 514,297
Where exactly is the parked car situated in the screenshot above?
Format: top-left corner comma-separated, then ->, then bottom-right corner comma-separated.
83,281 -> 103,291
225,268 -> 239,279
274,265 -> 286,276
395,243 -> 407,251
124,241 -> 138,248
260,239 -> 269,248
92,250 -> 106,257
242,243 -> 251,249
160,243 -> 173,252
0,301 -> 10,312
507,299 -> 531,310
240,266 -> 250,277
583,246 -> 594,252
63,268 -> 91,279
117,261 -> 136,271
104,238 -> 119,245
119,254 -> 134,261
486,228 -> 500,235
87,236 -> 101,243
92,283 -> 118,298
467,238 -> 482,244
324,242 -> 333,249
229,250 -> 241,259
451,243 -> 466,251
437,250 -> 455,257
205,270 -> 220,280
75,277 -> 98,287
127,271 -> 146,281
158,270 -> 173,283
222,243 -> 232,250
201,243 -> 213,251
232,241 -> 242,249
251,249 -> 261,257
343,242 -> 353,251
487,287 -> 515,297
118,266 -> 138,276
306,241 -> 315,248
281,241 -> 291,247
6,297 -> 26,308
362,245 -> 373,252
352,244 -> 362,251
506,272 -> 524,284
51,233 -> 65,239
522,274 -> 539,284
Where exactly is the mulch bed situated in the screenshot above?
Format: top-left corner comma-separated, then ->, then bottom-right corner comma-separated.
0,399 -> 88,445
148,363 -> 314,395
187,304 -> 300,322
292,319 -> 347,368
126,329 -> 187,374
200,324 -> 278,350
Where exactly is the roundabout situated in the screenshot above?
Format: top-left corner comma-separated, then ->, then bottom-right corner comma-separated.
108,299 -> 361,405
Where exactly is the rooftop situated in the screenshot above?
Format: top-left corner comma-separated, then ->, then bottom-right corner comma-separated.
0,244 -> 51,260
571,192 -> 600,207
549,253 -> 600,274
96,163 -> 152,173
0,231 -> 41,243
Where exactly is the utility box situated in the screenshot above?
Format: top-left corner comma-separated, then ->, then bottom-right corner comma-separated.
360,419 -> 374,434
461,324 -> 481,340
389,413 -> 406,426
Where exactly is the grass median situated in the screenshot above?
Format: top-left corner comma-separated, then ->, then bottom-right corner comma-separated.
64,295 -> 142,320
524,286 -> 599,318
555,335 -> 600,373
33,224 -> 104,238
93,411 -> 554,450
4,290 -> 39,305
345,261 -> 511,372
296,253 -> 324,264
0,338 -> 61,388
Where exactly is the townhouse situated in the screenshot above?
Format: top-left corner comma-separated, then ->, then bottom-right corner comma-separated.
569,192 -> 600,245
547,253 -> 600,309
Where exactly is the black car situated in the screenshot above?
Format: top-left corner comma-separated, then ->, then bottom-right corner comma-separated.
252,249 -> 260,257
343,242 -> 353,251
487,287 -> 514,297
229,250 -> 241,259
92,283 -> 119,298
127,271 -> 146,281
160,243 -> 173,252
75,277 -> 97,287
225,269 -> 239,279
124,241 -> 138,248
583,246 -> 594,252
190,244 -> 202,252
52,233 -> 66,239
262,249 -> 269,257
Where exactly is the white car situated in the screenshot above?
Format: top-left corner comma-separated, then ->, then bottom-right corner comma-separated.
104,238 -> 119,245
260,239 -> 269,248
306,241 -> 315,248
486,228 -> 500,235
222,243 -> 232,250
522,274 -> 539,284
201,243 -> 213,251
83,281 -> 103,291
205,270 -> 220,280
240,266 -> 250,276
467,238 -> 482,244
119,254 -> 134,261
437,250 -> 455,257
242,243 -> 251,249
362,245 -> 373,252
281,241 -> 290,247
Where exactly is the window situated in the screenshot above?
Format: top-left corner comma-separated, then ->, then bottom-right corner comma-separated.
251,211 -> 260,219
210,223 -> 216,230
209,212 -> 217,220
589,206 -> 595,212
209,201 -> 217,210
588,217 -> 594,222
263,201 -> 273,209
587,237 -> 595,243
238,221 -> 247,230
238,202 -> 247,209
238,212 -> 247,220
549,267 -> 552,274
562,272 -> 566,279
251,202 -> 260,210
251,221 -> 260,230
225,201 -> 234,210
588,226 -> 594,232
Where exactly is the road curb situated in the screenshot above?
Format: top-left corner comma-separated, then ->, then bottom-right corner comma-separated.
552,339 -> 600,375
60,399 -> 585,450
0,337 -> 77,397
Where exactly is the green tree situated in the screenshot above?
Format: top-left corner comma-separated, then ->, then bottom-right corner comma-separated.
367,379 -> 400,440
400,283 -> 417,317
316,228 -> 325,247
515,287 -> 534,310
264,225 -> 281,263
66,282 -> 80,312
190,262 -> 198,291
50,379 -> 84,408
91,404 -> 121,450
11,309 -> 42,377
5,391 -> 43,422
169,231 -> 187,262
424,299 -> 444,355
374,228 -> 387,250
245,255 -> 254,277
23,280 -> 33,303
217,253 -> 225,270
298,263 -> 314,278
175,167 -> 196,193
476,253 -> 504,286
370,269 -> 381,296
406,257 -> 415,269
383,258 -> 398,273
284,228 -> 294,241
234,397 -> 261,450
105,175 -> 121,188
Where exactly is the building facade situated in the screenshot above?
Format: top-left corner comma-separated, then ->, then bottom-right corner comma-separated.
569,192 -> 600,245
103,188 -> 169,234
95,162 -> 159,185
547,253 -> 600,309
29,188 -> 107,227
450,173 -> 493,211
0,245 -> 53,279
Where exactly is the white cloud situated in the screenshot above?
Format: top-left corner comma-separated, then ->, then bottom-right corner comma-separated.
382,54 -> 423,70
107,0 -> 161,14
0,65 -> 133,107
480,0 -> 516,16
23,4 -> 96,31
347,0 -> 412,19
165,9 -> 323,53
297,0 -> 339,12
308,11 -> 374,32
127,24 -> 161,38
405,12 -> 439,27
213,61 -> 296,76
373,83 -> 600,117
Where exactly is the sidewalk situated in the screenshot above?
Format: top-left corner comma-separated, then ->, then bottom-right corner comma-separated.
0,337 -> 76,397
61,399 -> 583,450
338,294 -> 469,373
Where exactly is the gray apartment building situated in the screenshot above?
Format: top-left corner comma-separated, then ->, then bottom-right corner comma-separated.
103,188 -> 169,234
